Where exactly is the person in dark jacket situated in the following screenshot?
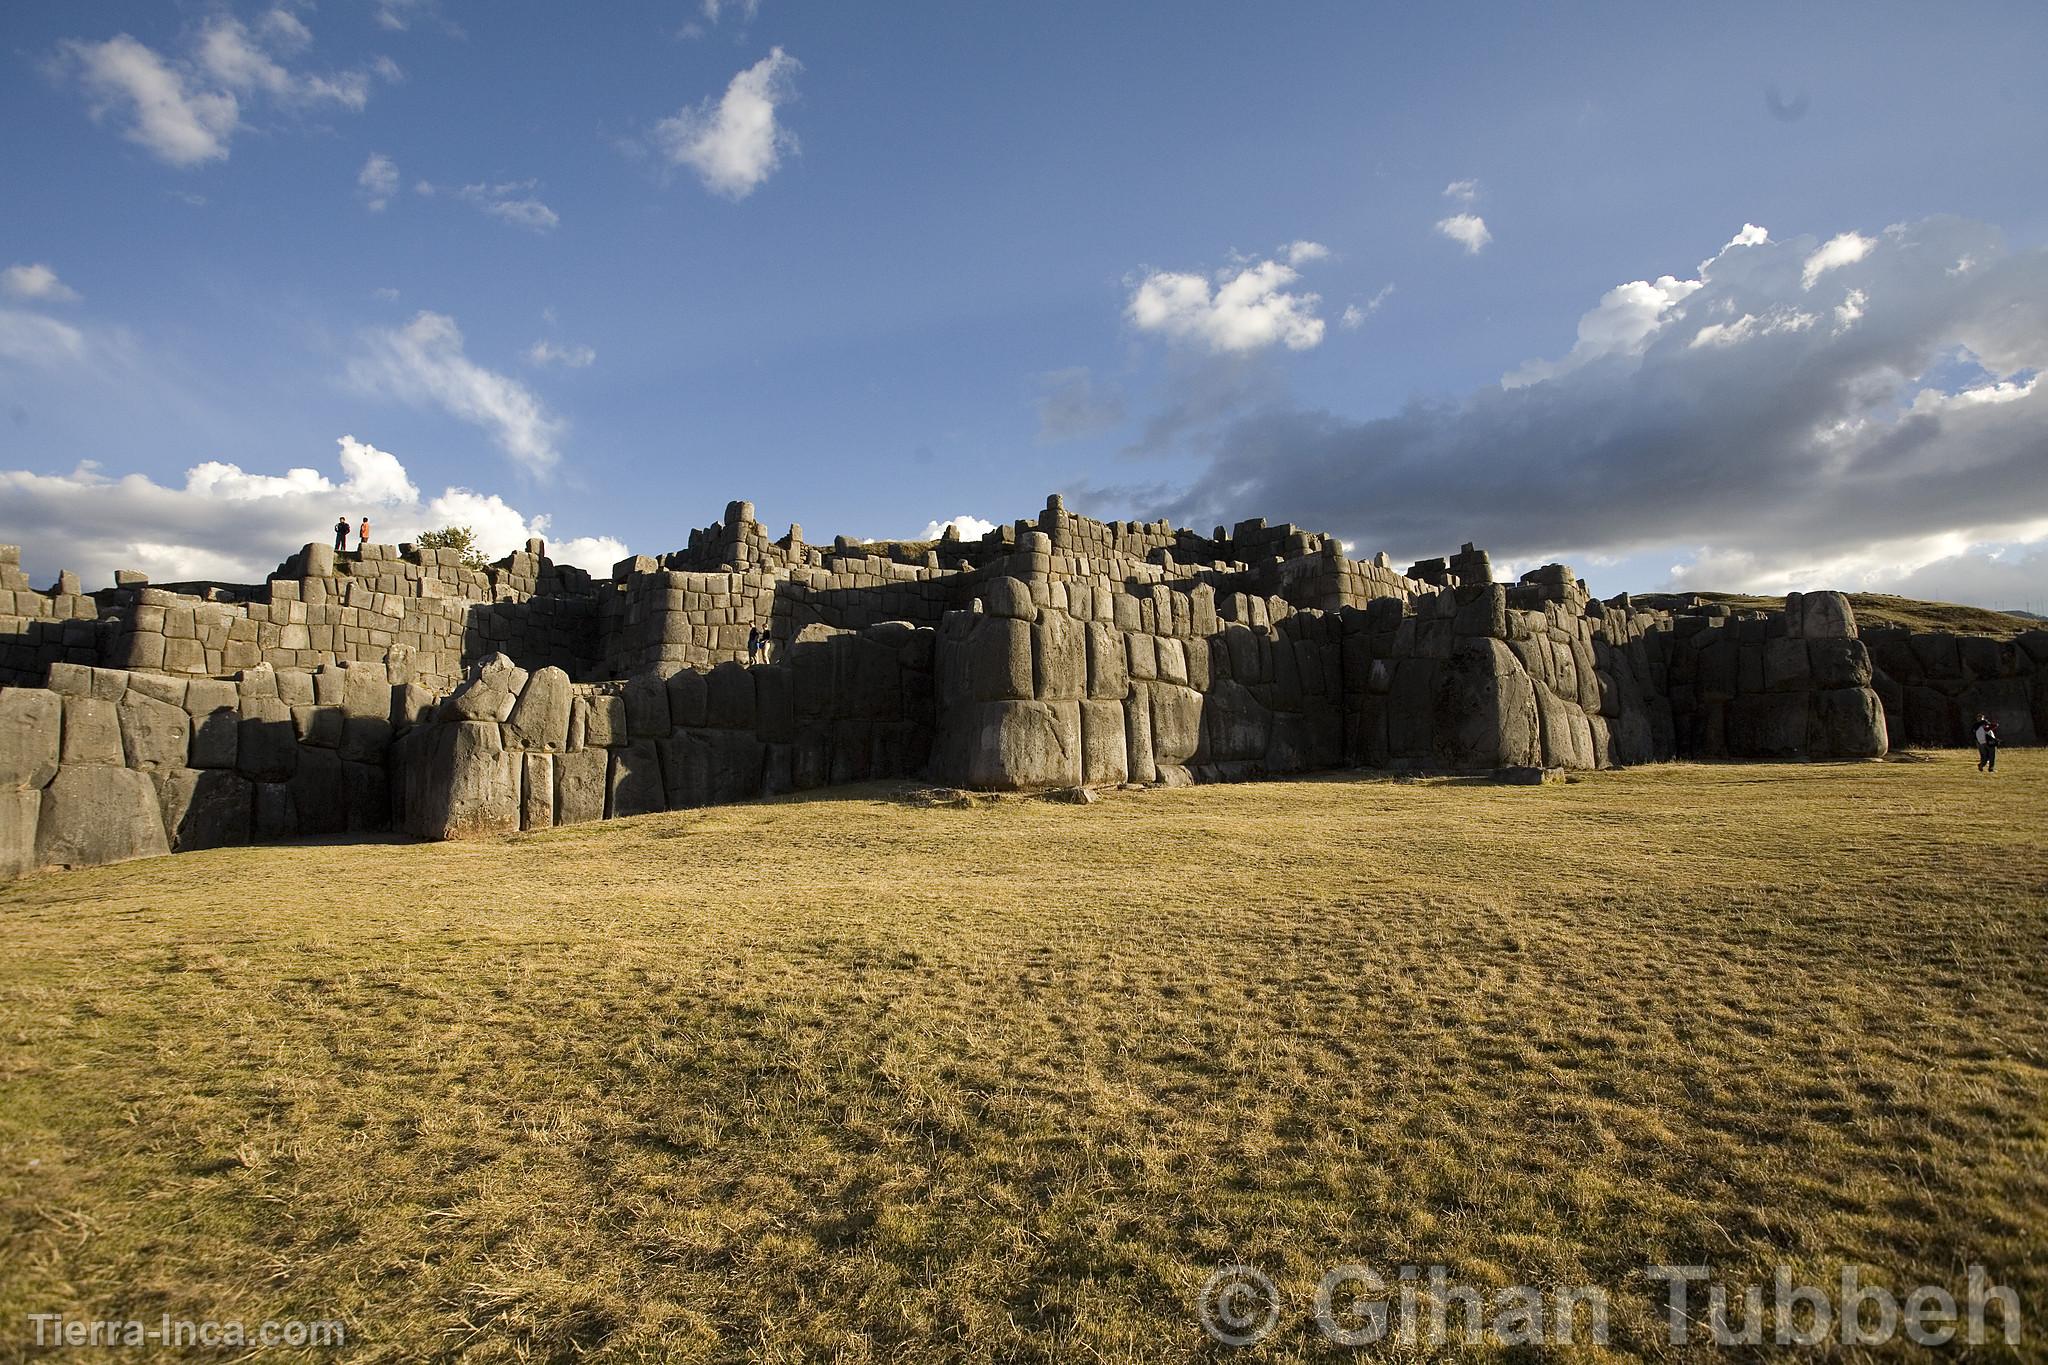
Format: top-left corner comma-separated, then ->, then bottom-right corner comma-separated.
747,625 -> 763,665
333,516 -> 350,552
1974,714 -> 1999,772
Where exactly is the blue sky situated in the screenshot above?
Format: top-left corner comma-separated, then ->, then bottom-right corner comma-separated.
3,1 -> 2046,608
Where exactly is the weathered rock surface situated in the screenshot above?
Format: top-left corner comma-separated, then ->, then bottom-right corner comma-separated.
36,765 -> 169,868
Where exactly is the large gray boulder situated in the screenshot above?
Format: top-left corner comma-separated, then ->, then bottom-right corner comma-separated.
446,654 -> 527,722
1787,590 -> 1857,640
1201,680 -> 1269,764
118,693 -> 191,770
960,700 -> 1081,790
1433,638 -> 1540,769
289,746 -> 348,835
60,696 -> 123,766
606,739 -> 665,817
1123,690 -> 1156,783
341,661 -> 394,721
1149,683 -> 1204,766
0,788 -> 37,880
1533,683 -> 1585,769
981,578 -> 1036,620
1813,687 -> 1887,758
706,662 -> 756,729
1726,692 -> 1808,757
152,767 -> 253,851
970,617 -> 1033,702
237,698 -> 299,781
623,674 -> 671,738
0,689 -> 60,789
665,668 -> 708,728
253,781 -> 297,841
1808,638 -> 1872,690
1033,610 -> 1086,701
1078,699 -> 1128,785
35,764 -> 170,869
505,666 -> 573,752
404,721 -> 520,839
555,747 -> 607,825
521,753 -> 554,831
583,692 -> 627,747
344,760 -> 389,831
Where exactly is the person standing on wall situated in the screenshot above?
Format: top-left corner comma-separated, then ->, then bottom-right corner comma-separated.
1974,714 -> 2000,772
747,625 -> 763,666
333,516 -> 350,553
358,516 -> 371,551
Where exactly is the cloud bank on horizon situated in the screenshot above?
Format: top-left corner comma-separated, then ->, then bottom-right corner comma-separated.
0,437 -> 629,588
1155,215 -> 2047,603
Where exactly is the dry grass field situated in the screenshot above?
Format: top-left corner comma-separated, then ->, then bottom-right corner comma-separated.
2,753 -> 2044,1361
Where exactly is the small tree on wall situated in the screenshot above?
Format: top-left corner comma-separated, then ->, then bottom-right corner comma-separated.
416,526 -> 490,572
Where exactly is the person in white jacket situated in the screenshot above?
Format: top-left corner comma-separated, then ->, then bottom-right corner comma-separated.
1974,714 -> 2000,772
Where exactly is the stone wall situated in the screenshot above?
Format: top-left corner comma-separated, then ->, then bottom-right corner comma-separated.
1664,591 -> 1890,760
1863,626 -> 2048,748
8,492 -> 2038,881
399,621 -> 938,840
1,539 -> 601,695
1,658 -> 424,879
0,546 -> 105,683
927,544 -> 1680,792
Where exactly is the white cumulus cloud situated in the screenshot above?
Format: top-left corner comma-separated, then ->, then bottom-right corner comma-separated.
1443,178 -> 1480,206
1435,213 -> 1492,254
348,311 -> 564,476
59,34 -> 240,167
1802,230 -> 1875,288
2,264 -> 82,304
656,48 -> 801,199
1164,215 -> 2048,604
0,437 -> 628,587
357,153 -> 398,211
1128,257 -> 1326,354
55,18 -> 391,168
920,516 -> 997,541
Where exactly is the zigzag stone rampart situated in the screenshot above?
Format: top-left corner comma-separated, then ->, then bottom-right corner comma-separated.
4,495 -> 2045,878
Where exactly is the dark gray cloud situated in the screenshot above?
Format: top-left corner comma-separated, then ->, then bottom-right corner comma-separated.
1159,216 -> 2048,591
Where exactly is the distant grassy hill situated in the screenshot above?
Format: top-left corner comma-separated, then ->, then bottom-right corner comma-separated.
1634,590 -> 2039,637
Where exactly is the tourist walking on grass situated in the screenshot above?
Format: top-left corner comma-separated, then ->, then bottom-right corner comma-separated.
1975,714 -> 2000,772
333,516 -> 350,552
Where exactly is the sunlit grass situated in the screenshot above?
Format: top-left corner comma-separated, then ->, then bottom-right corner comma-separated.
2,752 -> 2043,1361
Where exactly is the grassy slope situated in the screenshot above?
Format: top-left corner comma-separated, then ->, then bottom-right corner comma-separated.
1,755 -> 2044,1362
1632,592 -> 2039,637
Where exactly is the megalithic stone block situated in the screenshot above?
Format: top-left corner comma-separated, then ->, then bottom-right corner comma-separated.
403,721 -> 520,839
505,666 -> 573,752
0,689 -> 61,790
35,764 -> 169,869
1033,610 -> 1086,701
1079,699 -> 1128,785
961,700 -> 1081,791
521,752 -> 554,831
554,747 -> 607,826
